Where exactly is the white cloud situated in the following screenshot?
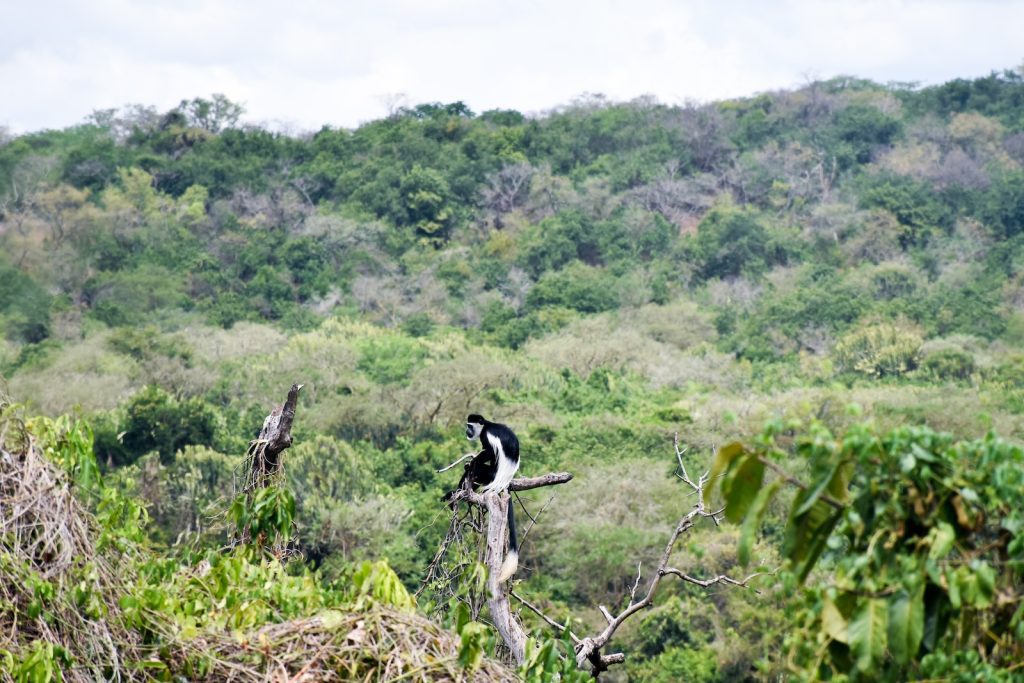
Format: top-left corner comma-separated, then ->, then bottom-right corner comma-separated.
1,0 -> 1021,133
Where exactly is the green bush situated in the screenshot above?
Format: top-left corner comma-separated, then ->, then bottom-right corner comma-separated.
923,277 -> 1007,340
857,174 -> 953,248
628,594 -> 714,657
868,262 -> 919,300
690,205 -> 793,281
0,260 -> 52,343
518,211 -> 595,276
724,270 -> 869,360
356,335 -> 428,384
919,347 -> 975,381
713,422 -> 1024,679
829,104 -> 903,167
979,169 -> 1024,240
625,645 -> 719,683
85,265 -> 187,327
401,312 -> 435,337
834,323 -> 922,377
525,262 -> 621,313
107,325 -> 193,363
118,385 -> 218,465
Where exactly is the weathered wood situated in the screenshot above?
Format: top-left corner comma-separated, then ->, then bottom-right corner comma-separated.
484,491 -> 526,663
447,471 -> 572,665
509,472 -> 572,491
247,383 -> 302,489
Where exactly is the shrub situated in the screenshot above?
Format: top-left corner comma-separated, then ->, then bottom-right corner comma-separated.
84,265 -> 187,326
525,261 -> 621,313
857,173 -> 953,248
867,261 -> 920,300
625,645 -> 718,683
119,385 -> 218,465
830,103 -> 903,166
0,260 -> 52,343
690,205 -> 793,281
356,335 -> 428,385
834,323 -> 923,377
517,210 -> 602,276
923,276 -> 1008,340
919,345 -> 976,381
401,312 -> 435,337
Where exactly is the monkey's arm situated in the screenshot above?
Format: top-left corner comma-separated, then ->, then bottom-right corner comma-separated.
441,451 -> 491,502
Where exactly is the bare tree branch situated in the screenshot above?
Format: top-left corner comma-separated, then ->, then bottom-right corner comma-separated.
436,451 -> 480,473
756,455 -> 845,510
510,591 -> 580,644
516,493 -> 555,551
569,438 -> 767,677
510,472 -> 573,490
661,568 -> 772,593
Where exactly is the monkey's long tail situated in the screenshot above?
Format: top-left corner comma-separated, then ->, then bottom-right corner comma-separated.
498,495 -> 519,582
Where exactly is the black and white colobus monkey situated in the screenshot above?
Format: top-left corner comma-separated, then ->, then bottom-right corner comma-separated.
443,414 -> 520,581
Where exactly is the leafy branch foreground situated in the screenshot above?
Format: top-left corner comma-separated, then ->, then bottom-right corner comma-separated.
0,392 -> 518,682
711,421 -> 1024,680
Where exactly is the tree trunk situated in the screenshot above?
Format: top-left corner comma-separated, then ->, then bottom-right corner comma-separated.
484,491 -> 526,664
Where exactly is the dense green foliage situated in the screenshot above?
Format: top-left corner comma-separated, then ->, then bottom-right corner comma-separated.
3,67 -> 1024,679
713,422 -> 1024,680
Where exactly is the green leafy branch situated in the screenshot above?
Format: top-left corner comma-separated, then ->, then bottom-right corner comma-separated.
711,420 -> 1024,680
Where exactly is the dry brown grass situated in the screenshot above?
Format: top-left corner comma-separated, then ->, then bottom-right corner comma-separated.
0,401 -> 143,682
173,605 -> 518,682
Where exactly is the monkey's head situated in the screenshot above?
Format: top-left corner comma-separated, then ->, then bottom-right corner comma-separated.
466,414 -> 486,440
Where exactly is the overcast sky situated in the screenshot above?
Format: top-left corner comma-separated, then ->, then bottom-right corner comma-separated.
2,0 -> 1022,134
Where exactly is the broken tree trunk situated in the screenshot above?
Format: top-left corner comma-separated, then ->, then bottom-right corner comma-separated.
244,383 -> 303,492
485,491 -> 525,663
455,472 -> 573,665
236,384 -> 303,547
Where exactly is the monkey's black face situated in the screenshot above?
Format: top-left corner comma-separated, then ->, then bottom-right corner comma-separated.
466,422 -> 483,440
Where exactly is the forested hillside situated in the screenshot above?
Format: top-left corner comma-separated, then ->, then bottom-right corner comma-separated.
2,68 -> 1024,680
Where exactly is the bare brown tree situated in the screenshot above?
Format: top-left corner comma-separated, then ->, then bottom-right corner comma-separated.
481,162 -> 535,229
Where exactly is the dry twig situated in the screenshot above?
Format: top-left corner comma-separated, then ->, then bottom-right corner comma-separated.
512,436 -> 768,678
569,437 -> 766,676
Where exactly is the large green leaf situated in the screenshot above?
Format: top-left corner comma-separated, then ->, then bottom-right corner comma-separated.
972,560 -> 996,609
723,455 -> 766,524
821,596 -> 849,644
784,497 -> 842,583
794,458 -> 842,517
826,458 -> 854,502
849,598 -> 888,673
887,585 -> 924,665
927,522 -> 956,561
794,454 -> 853,517
738,479 -> 781,565
709,441 -> 747,499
